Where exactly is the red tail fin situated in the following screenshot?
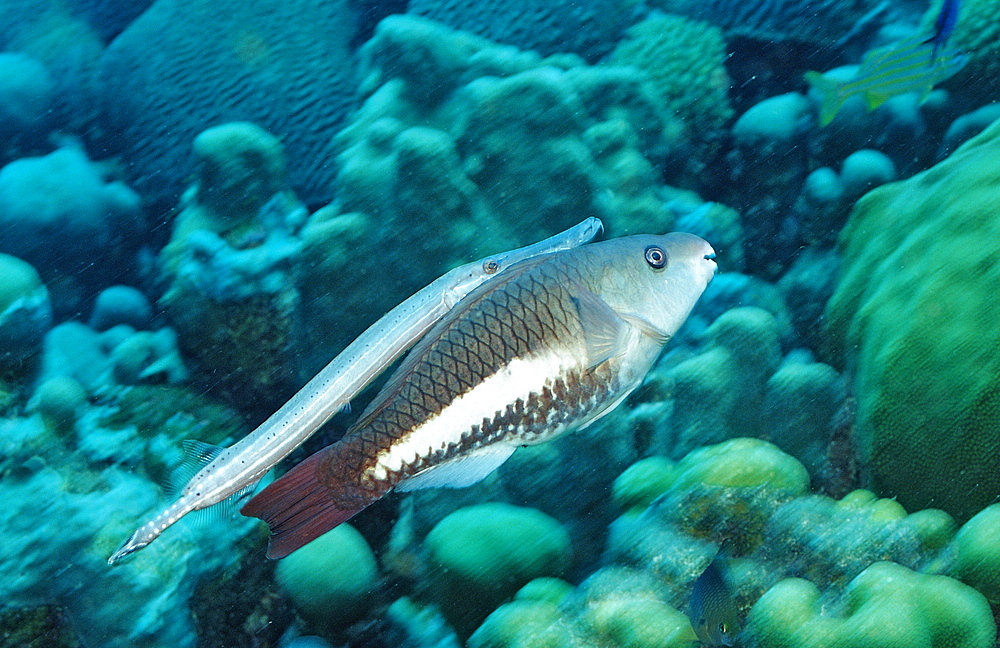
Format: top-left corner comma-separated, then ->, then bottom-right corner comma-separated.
241,450 -> 368,559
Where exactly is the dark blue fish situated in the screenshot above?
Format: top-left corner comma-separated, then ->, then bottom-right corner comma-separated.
925,0 -> 960,62
689,555 -> 740,646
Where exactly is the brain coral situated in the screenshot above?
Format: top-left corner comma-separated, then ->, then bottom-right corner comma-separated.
825,117 -> 1000,522
406,0 -> 632,62
94,0 -> 357,205
608,15 -> 732,148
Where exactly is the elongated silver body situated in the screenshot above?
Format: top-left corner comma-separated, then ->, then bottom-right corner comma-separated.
243,232 -> 717,558
107,218 -> 602,565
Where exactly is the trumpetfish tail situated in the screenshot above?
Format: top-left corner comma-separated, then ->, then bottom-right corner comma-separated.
240,451 -> 368,559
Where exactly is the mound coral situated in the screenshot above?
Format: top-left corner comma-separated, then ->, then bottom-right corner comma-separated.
825,117 -> 1000,522
608,14 -> 732,159
275,524 -> 378,633
745,562 -> 994,648
0,147 -> 141,294
0,253 -> 52,370
158,123 -> 306,403
296,14 -> 688,373
601,440 -> 995,647
648,0 -> 882,46
424,503 -> 572,637
0,53 -> 55,149
95,0 -> 357,203
406,0 -> 632,61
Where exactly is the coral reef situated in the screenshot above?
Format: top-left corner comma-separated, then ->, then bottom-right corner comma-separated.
38,321 -> 188,398
276,524 -> 379,633
0,52 -> 55,154
745,562 -> 994,648
0,414 -> 256,648
296,14 -> 692,374
0,147 -> 142,314
88,285 -> 154,332
825,117 -> 1000,522
0,0 -> 106,132
452,438 -> 995,648
608,14 -> 733,168
949,503 -> 1000,603
423,503 -> 572,637
94,0 -> 357,204
406,0 -> 633,61
647,0 -> 883,46
939,0 -> 1000,109
0,253 -> 52,373
158,123 -> 307,405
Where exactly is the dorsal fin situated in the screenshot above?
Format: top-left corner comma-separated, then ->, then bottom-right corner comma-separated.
169,440 -> 225,497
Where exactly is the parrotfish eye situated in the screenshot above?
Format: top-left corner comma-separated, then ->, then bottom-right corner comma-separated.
483,259 -> 500,274
644,245 -> 667,269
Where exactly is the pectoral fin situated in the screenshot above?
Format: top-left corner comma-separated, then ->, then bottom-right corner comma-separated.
570,286 -> 631,368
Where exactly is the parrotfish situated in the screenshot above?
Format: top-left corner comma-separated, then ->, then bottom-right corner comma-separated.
107,218 -> 603,565
242,233 -> 717,559
689,555 -> 741,646
805,35 -> 966,127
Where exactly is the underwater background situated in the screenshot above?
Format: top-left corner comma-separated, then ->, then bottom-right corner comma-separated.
2,0 -> 1000,646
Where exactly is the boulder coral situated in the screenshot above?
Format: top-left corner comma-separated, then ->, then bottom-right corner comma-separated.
663,307 -> 785,456
95,0 -> 357,204
938,0 -> 1000,109
296,14 -> 688,373
406,0 -> 632,62
424,503 -> 572,637
648,0 -> 882,46
825,117 -> 1000,522
608,14 -> 733,168
0,253 -> 52,371
745,562 -> 995,648
0,147 -> 141,308
0,53 -> 55,150
158,123 -> 306,405
467,569 -> 698,648
275,524 -> 378,633
950,503 -> 1000,603
601,440 -> 994,648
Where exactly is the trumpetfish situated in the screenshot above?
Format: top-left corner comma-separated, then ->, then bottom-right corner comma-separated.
242,232 -> 717,559
108,218 -> 603,565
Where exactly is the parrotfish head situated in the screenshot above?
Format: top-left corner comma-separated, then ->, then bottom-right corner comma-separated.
570,232 -> 717,340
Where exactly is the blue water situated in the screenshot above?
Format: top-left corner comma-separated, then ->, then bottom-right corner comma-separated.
1,0 -> 998,646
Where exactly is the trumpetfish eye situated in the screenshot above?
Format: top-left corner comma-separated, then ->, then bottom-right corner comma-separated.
644,245 -> 667,269
483,259 -> 500,274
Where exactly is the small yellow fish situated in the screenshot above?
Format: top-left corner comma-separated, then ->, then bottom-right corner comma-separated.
806,36 -> 966,126
689,556 -> 740,646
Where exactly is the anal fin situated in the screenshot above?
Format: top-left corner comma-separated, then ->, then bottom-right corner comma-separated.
240,450 -> 368,559
395,443 -> 517,492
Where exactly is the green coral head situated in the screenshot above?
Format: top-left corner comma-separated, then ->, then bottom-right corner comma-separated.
671,438 -> 810,495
